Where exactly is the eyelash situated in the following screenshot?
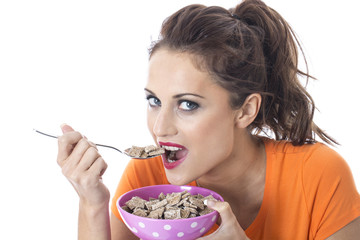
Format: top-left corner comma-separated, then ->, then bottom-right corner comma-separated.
145,95 -> 199,111
146,95 -> 161,107
178,100 -> 199,111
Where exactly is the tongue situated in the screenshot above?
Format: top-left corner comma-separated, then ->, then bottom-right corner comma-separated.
175,149 -> 187,159
168,149 -> 187,161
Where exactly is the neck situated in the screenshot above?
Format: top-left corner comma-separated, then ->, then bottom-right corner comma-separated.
197,133 -> 266,207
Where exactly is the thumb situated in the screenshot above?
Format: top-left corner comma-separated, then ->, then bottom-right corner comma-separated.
205,200 -> 234,224
198,200 -> 248,240
60,123 -> 74,133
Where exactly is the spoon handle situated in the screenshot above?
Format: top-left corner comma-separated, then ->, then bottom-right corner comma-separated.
33,129 -> 124,154
34,129 -> 58,139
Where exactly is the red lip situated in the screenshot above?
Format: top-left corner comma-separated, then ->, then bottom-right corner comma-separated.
162,155 -> 186,169
159,141 -> 185,149
158,141 -> 188,170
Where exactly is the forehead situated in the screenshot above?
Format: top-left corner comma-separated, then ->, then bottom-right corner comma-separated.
147,49 -> 216,92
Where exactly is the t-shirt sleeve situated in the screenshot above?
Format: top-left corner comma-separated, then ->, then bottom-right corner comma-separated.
110,157 -> 169,220
302,144 -> 360,240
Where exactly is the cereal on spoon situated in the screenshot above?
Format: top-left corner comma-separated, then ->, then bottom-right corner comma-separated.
125,145 -> 165,158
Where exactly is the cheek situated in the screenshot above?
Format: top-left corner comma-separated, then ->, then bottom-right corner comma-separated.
146,110 -> 156,136
187,114 -> 235,157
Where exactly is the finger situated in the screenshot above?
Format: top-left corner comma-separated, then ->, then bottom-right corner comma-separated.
87,156 -> 108,178
88,141 -> 98,150
60,145 -> 97,183
198,200 -> 248,240
60,123 -> 75,133
204,200 -> 237,225
57,131 -> 83,165
63,138 -> 93,168
77,146 -> 100,172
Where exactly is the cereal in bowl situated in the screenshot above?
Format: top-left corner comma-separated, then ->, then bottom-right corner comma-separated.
122,190 -> 217,219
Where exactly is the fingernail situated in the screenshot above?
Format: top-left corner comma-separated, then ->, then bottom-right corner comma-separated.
60,123 -> 74,134
204,199 -> 215,207
60,123 -> 67,133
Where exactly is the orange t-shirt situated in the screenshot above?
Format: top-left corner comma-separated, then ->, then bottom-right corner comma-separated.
111,139 -> 360,239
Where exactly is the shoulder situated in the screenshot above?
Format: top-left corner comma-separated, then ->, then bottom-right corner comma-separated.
297,142 -> 358,196
291,143 -> 356,195
293,143 -> 360,230
264,138 -> 356,196
264,138 -> 344,169
299,143 -> 350,180
300,144 -> 360,239
264,139 -> 360,238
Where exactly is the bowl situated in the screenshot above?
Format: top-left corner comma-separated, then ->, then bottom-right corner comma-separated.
117,184 -> 223,240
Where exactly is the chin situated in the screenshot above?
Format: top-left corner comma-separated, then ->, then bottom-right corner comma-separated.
165,172 -> 192,186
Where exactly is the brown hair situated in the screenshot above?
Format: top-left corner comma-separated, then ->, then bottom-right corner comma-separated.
149,0 -> 337,146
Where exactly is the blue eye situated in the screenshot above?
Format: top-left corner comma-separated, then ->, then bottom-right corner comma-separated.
146,96 -> 161,107
179,100 -> 199,111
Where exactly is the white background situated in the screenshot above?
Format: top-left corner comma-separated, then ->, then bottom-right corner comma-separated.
0,0 -> 359,239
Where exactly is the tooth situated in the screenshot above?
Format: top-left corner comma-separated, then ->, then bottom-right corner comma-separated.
161,145 -> 183,151
168,146 -> 181,151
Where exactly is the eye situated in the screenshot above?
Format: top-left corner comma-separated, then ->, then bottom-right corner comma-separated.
146,96 -> 161,107
178,100 -> 199,111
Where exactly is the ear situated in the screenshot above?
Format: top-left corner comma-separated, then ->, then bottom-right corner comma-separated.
235,93 -> 262,129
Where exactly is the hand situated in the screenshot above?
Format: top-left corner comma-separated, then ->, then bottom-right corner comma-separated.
197,200 -> 250,240
57,124 -> 110,206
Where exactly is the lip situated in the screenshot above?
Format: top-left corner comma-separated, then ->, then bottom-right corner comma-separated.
159,141 -> 188,170
159,141 -> 185,149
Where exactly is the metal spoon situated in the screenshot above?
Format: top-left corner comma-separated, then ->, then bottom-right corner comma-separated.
33,129 -> 164,159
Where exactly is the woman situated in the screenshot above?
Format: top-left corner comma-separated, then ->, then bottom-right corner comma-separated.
57,0 -> 360,239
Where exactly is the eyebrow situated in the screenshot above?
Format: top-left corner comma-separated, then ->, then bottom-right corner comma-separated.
144,88 -> 205,99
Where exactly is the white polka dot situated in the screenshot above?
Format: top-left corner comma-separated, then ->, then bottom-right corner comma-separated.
191,222 -> 198,228
152,232 -> 159,237
132,227 -> 138,233
200,227 -> 206,233
177,232 -> 184,237
138,222 -> 145,228
164,224 -> 172,230
212,215 -> 216,222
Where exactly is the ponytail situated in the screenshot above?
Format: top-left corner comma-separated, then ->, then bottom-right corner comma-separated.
150,0 -> 338,146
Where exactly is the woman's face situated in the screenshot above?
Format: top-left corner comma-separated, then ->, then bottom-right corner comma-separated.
146,49 -> 239,185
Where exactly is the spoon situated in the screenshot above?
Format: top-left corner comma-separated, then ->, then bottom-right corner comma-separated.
33,129 -> 164,159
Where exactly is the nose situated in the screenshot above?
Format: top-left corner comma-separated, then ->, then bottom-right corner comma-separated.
152,107 -> 178,138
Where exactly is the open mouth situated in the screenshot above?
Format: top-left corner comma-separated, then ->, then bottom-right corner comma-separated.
159,142 -> 188,169
162,145 -> 184,162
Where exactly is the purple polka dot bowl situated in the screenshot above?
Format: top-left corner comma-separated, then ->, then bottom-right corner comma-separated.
117,184 -> 223,240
